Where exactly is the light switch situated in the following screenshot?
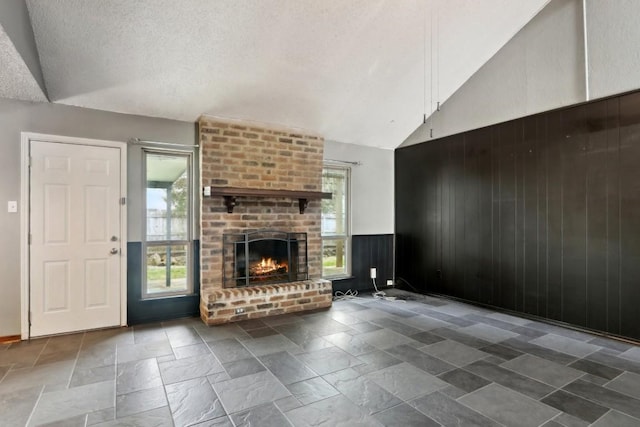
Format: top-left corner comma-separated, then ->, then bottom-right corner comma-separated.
7,201 -> 17,213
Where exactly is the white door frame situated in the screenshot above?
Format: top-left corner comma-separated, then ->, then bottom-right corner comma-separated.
20,132 -> 128,339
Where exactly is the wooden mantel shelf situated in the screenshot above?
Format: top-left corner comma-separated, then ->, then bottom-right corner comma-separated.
204,186 -> 332,214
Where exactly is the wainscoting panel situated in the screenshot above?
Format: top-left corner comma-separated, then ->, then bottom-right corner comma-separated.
127,241 -> 200,325
331,234 -> 394,294
396,91 -> 640,340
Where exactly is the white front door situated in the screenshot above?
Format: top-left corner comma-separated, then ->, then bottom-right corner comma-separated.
29,140 -> 123,337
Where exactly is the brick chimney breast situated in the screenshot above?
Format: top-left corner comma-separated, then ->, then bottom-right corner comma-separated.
199,116 -> 331,325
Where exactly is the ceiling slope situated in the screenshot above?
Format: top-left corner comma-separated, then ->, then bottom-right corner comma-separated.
0,24 -> 47,102
25,0 -> 547,149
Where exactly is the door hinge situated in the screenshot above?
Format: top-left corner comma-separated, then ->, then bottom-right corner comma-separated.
28,311 -> 32,327
28,157 -> 32,168
120,197 -> 126,205
28,234 -> 32,245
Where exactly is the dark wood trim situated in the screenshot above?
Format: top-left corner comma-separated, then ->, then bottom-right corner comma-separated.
0,335 -> 21,344
205,186 -> 332,213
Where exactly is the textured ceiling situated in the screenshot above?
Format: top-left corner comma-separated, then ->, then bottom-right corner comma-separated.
0,24 -> 47,102
20,0 -> 548,149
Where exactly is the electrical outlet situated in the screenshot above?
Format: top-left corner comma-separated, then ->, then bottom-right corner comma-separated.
386,279 -> 394,287
235,308 -> 245,314
370,268 -> 377,279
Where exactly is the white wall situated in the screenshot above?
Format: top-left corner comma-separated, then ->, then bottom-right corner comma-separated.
586,0 -> 640,100
0,97 -> 195,336
323,140 -> 394,235
402,0 -> 585,146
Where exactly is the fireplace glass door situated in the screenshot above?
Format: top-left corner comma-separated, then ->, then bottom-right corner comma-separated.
223,231 -> 308,287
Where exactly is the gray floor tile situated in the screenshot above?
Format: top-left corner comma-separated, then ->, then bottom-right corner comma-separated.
92,406 -> 172,427
133,325 -> 168,344
553,412 -> 590,427
501,354 -> 584,388
531,333 -> 602,358
284,394 -> 383,427
619,347 -> 640,363
438,368 -> 491,393
346,321 -> 383,334
207,338 -> 253,363
323,331 -> 376,356
222,357 -> 265,379
460,383 -> 560,427
116,358 -> 162,395
357,328 -> 415,350
421,339 -> 489,367
213,370 -> 290,414
70,364 -> 116,388
173,343 -> 211,359
116,340 -> 173,364
260,351 -> 317,385
430,327 -> 494,348
501,337 -> 578,365
75,344 -> 116,370
295,346 -> 363,375
485,311 -> 532,326
605,371 -> 640,399
591,410 -> 640,427
410,391 -> 500,426
541,390 -> 609,423
386,344 -> 456,375
166,326 -> 204,348
365,362 -> 448,401
532,334 -> 603,358
166,377 -> 225,427
0,385 -> 42,427
480,343 -> 524,360
324,367 -> 402,414
116,386 -> 168,418
408,330 -> 446,345
230,402 -> 292,427
86,407 -> 115,425
370,317 -> 423,337
586,349 -> 640,375
353,350 -> 402,375
36,413 -> 88,427
82,328 -> 133,348
241,334 -> 302,357
196,324 -> 250,342
274,396 -> 302,412
286,376 -> 339,405
373,403 -> 440,427
465,359 -> 555,399
29,380 -> 115,426
402,315 -> 450,332
588,337 -> 634,353
159,352 -> 224,384
457,323 -> 520,343
0,360 -> 75,393
563,378 -> 640,419
568,358 -> 622,381
0,339 -> 48,369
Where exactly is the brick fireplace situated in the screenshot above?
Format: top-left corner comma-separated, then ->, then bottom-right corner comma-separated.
199,116 -> 332,325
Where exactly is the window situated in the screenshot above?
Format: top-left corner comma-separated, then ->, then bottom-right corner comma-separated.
321,165 -> 350,278
143,150 -> 194,298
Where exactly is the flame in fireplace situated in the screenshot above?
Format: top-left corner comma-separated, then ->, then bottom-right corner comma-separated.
250,257 -> 288,276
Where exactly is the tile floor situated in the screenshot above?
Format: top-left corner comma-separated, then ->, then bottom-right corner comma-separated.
2,290 -> 640,426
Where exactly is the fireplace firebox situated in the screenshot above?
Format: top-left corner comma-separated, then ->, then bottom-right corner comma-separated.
223,230 -> 308,288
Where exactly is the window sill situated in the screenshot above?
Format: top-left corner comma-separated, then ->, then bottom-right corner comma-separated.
323,275 -> 354,281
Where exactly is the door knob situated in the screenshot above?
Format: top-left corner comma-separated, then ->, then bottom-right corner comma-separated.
110,248 -> 119,255
111,236 -> 118,242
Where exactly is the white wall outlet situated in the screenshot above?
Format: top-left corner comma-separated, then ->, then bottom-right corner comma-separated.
386,279 -> 394,286
7,201 -> 17,213
370,268 -> 377,279
235,308 -> 245,314
203,186 -> 211,196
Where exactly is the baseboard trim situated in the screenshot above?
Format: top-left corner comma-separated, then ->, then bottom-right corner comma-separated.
0,335 -> 21,344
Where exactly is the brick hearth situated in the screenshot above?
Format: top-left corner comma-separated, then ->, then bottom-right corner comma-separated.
199,116 -> 332,325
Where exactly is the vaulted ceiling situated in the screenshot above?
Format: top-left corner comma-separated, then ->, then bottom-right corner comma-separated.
0,0 -> 549,149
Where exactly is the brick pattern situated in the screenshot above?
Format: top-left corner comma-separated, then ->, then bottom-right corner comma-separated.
200,279 -> 332,325
199,116 -> 331,325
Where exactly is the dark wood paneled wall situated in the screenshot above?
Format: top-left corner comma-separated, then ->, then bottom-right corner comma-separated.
332,234 -> 394,293
395,91 -> 640,340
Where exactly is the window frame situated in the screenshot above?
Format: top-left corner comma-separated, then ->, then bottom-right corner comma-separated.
142,148 -> 195,299
321,164 -> 351,279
